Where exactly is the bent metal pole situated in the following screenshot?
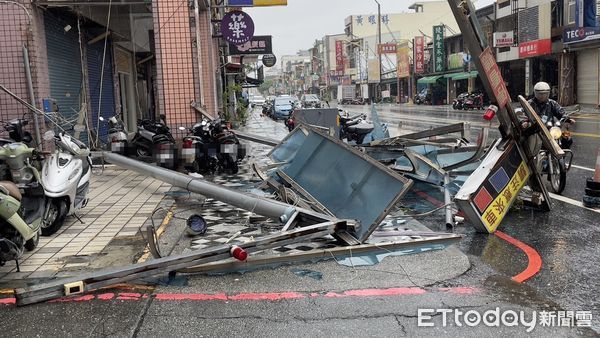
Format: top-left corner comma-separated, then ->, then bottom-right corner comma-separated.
103,152 -> 297,222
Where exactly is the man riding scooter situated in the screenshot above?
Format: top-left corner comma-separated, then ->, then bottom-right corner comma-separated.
523,82 -> 576,147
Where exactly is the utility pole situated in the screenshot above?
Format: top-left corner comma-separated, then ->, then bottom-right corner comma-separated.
375,0 -> 382,103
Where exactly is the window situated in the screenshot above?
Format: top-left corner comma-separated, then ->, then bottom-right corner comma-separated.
567,0 -> 576,24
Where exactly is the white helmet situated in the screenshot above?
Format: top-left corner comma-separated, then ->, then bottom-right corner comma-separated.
534,82 -> 550,102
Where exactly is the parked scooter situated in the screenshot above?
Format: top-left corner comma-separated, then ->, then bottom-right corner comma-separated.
101,114 -> 134,154
132,115 -> 176,159
40,130 -> 92,235
102,114 -> 177,168
180,118 -> 246,174
452,92 -> 469,110
462,93 -> 484,110
338,111 -> 374,145
0,119 -> 45,266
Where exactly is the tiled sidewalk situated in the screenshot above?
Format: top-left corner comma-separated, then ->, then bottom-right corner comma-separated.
0,168 -> 171,280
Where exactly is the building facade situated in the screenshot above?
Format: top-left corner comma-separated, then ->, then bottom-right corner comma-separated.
0,0 -> 221,147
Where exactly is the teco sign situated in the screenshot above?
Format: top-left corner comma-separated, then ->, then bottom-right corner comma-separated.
493,31 -> 514,47
563,26 -> 600,44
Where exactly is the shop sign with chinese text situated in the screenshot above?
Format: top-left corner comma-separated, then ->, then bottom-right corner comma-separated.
221,10 -> 255,44
414,36 -> 424,74
433,25 -> 445,72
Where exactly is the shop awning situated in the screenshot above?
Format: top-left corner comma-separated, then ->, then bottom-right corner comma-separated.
448,71 -> 479,81
417,75 -> 444,84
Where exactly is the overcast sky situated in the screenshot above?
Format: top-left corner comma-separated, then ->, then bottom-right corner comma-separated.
245,0 -> 494,59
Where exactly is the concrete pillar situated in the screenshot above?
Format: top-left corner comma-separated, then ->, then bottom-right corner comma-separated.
152,0 -> 197,130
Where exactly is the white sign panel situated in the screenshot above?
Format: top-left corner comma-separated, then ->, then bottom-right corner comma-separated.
493,31 -> 514,47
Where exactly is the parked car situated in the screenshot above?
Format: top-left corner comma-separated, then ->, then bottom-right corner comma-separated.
301,94 -> 321,108
250,95 -> 266,106
272,97 -> 294,120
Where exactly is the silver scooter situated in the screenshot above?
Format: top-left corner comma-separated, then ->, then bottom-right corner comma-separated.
40,130 -> 92,235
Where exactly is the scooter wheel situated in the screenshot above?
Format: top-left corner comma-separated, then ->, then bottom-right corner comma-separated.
41,199 -> 68,236
24,231 -> 39,251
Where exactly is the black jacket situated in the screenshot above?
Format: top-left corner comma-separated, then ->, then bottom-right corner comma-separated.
528,98 -> 565,121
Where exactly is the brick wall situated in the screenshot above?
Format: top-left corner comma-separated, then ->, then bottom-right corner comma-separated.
0,2 -> 50,128
152,0 -> 197,133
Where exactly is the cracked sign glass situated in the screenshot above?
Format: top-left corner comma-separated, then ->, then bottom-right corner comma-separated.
221,10 -> 255,45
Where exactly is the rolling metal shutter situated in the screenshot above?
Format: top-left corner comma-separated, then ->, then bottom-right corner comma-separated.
44,12 -> 83,139
577,49 -> 599,105
87,40 -> 116,144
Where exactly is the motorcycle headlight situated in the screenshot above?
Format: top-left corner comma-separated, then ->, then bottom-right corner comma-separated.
550,126 -> 562,140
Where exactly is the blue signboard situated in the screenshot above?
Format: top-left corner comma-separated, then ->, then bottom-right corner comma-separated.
563,26 -> 600,44
228,0 -> 253,5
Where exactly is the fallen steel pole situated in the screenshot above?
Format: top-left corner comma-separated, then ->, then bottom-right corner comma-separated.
235,131 -> 280,147
15,222 -> 338,306
103,152 -> 298,222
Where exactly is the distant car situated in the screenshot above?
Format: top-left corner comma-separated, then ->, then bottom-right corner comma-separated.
301,94 -> 321,108
273,97 -> 294,119
250,95 -> 266,106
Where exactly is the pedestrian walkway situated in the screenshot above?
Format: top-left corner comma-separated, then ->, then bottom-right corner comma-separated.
0,168 -> 171,281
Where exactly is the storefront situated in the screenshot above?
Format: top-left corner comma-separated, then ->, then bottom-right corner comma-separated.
416,75 -> 446,105
575,48 -> 599,105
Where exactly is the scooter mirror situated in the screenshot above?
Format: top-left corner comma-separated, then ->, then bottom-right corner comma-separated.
43,130 -> 55,141
74,124 -> 85,132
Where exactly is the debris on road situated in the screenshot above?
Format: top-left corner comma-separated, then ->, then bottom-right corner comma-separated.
15,222 -> 340,305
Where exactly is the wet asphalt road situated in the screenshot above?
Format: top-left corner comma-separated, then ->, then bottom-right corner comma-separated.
342,103 -> 600,331
1,105 -> 599,337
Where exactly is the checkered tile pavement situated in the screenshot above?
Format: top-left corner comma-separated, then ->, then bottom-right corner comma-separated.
187,110 -> 435,255
0,168 -> 171,281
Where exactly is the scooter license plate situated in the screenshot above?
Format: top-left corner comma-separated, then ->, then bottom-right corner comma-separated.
221,144 -> 236,154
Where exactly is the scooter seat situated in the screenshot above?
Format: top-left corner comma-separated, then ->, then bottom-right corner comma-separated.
347,123 -> 374,134
0,181 -> 21,201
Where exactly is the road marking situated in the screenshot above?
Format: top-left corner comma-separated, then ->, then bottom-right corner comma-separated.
0,287 -> 481,305
494,231 -> 542,283
571,164 -> 595,172
549,193 -> 600,213
572,114 -> 600,119
136,207 -> 174,263
570,131 -> 600,138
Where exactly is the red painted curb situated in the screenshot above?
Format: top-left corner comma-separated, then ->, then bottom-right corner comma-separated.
411,188 -> 542,283
0,287 -> 480,305
494,231 -> 542,283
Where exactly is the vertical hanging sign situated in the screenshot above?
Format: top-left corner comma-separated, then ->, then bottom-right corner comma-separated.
433,25 -> 445,72
414,36 -> 424,74
335,40 -> 344,72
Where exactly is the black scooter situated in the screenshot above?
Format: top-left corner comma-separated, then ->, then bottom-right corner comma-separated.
180,119 -> 246,174
338,111 -> 374,145
129,115 -> 177,169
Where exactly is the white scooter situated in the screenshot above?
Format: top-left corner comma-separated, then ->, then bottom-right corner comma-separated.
40,131 -> 92,235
